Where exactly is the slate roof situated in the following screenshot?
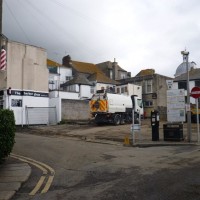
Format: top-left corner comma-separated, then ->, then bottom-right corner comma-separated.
88,72 -> 119,84
61,74 -> 93,87
174,68 -> 200,81
47,58 -> 119,85
71,60 -> 117,84
96,61 -> 127,72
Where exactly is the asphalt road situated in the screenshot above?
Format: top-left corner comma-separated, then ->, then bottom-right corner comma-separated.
12,132 -> 200,200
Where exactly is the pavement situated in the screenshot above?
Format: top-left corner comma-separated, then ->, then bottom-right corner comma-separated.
1,119 -> 200,200
0,159 -> 31,200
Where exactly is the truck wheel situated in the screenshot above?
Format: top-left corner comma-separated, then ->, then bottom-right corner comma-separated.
191,115 -> 196,123
113,114 -> 121,125
120,115 -> 125,124
125,114 -> 132,124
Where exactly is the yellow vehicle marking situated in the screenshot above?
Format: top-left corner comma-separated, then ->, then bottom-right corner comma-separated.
90,99 -> 108,112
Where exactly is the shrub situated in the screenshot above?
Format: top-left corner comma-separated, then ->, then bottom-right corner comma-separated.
0,109 -> 16,162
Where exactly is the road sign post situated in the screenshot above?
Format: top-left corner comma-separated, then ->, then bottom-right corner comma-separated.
191,87 -> 200,143
191,87 -> 200,99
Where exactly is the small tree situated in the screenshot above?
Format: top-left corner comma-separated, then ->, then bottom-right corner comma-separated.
0,109 -> 15,162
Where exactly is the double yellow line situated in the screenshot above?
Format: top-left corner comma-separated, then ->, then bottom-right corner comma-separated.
11,153 -> 55,196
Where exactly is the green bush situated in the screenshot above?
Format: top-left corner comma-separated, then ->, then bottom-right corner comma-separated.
0,109 -> 16,162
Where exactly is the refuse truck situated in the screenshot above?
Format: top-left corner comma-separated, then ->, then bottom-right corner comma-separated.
89,90 -> 143,125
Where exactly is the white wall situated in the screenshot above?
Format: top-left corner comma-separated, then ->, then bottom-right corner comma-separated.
96,83 -> 115,91
49,91 -> 79,99
49,97 -> 61,122
49,67 -> 72,90
59,67 -> 72,84
4,90 -> 49,125
115,84 -> 142,98
80,85 -> 91,99
127,84 -> 142,98
49,73 -> 60,90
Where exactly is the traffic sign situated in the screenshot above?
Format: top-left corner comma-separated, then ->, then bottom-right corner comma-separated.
191,87 -> 200,99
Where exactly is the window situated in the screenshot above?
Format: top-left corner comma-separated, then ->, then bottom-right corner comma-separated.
125,87 -> 128,92
195,80 -> 200,87
120,72 -> 126,79
178,81 -> 187,90
49,80 -> 55,84
145,80 -> 152,93
66,76 -> 71,81
144,100 -> 153,107
137,99 -> 143,108
90,86 -> 95,94
48,67 -> 57,74
120,87 -> 127,94
64,85 -> 76,92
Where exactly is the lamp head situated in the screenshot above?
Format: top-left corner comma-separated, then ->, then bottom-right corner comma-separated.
181,50 -> 189,56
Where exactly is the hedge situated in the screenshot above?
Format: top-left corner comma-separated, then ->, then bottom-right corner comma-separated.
0,109 -> 16,162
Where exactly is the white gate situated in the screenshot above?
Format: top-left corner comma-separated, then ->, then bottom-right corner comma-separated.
25,106 -> 57,126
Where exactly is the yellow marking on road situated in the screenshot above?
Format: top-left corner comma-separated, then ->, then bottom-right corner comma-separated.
124,135 -> 130,145
12,154 -> 55,175
41,176 -> 54,193
11,155 -> 48,175
11,153 -> 55,195
29,176 -> 46,196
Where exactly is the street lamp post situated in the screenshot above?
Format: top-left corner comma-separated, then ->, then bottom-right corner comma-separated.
181,50 -> 191,142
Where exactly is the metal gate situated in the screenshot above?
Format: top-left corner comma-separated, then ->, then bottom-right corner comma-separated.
25,106 -> 57,126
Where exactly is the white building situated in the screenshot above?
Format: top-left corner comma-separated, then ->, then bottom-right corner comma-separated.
173,68 -> 200,104
0,40 -> 49,125
115,83 -> 142,99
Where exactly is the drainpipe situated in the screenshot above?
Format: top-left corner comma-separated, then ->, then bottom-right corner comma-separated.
21,45 -> 27,127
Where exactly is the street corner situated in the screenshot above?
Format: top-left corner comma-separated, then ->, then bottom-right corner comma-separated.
0,158 -> 31,200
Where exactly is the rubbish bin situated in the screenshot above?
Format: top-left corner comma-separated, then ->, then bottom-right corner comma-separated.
151,110 -> 159,141
163,123 -> 183,141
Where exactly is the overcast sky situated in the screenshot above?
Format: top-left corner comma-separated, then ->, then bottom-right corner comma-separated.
3,0 -> 200,77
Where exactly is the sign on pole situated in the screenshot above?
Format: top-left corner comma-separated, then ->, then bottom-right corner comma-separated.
167,89 -> 185,122
166,80 -> 173,90
191,87 -> 200,99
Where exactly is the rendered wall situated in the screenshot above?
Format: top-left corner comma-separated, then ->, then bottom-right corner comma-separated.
61,99 -> 90,121
49,91 -> 79,99
49,97 -> 61,122
6,41 -> 48,92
